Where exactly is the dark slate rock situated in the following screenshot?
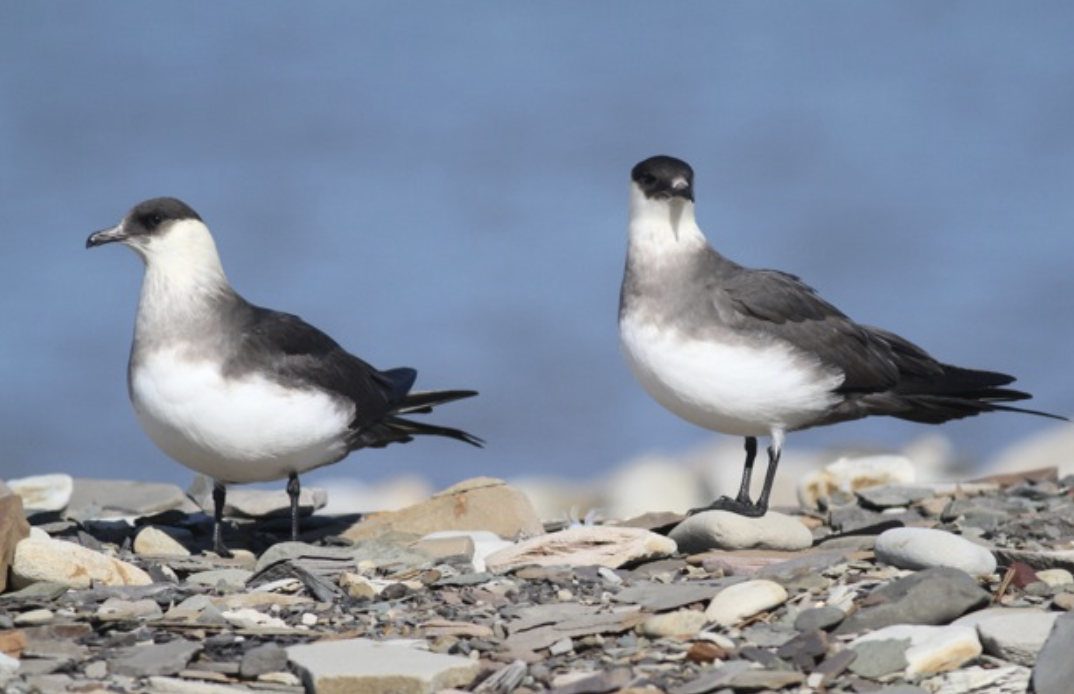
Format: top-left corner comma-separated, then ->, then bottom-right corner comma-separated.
795,605 -> 846,632
847,638 -> 910,679
547,666 -> 633,694
109,638 -> 202,677
856,485 -> 935,510
1032,610 -> 1074,694
239,643 -> 289,678
834,567 -> 989,635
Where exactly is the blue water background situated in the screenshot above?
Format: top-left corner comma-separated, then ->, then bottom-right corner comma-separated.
1,2 -> 1072,492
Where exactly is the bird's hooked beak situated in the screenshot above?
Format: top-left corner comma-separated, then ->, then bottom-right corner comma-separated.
86,223 -> 127,249
669,175 -> 694,202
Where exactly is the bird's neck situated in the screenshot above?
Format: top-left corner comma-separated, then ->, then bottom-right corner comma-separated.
134,245 -> 232,342
626,197 -> 708,270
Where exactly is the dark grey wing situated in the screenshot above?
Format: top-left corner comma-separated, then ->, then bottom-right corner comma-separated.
717,267 -> 943,393
231,303 -> 415,431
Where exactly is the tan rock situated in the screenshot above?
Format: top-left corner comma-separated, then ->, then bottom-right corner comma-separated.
705,579 -> 788,626
133,526 -> 191,557
798,454 -> 916,510
10,537 -> 152,590
0,481 -> 31,594
485,526 -> 677,573
341,477 -> 544,543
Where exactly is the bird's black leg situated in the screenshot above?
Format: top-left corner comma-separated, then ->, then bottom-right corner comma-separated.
287,473 -> 301,543
732,436 -> 758,504
688,436 -> 768,517
753,443 -> 782,516
212,480 -> 233,558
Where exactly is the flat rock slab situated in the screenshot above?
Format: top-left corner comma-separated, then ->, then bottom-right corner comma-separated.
485,526 -> 676,572
67,478 -> 196,520
109,638 -> 201,677
342,477 -> 544,543
955,607 -> 1059,666
287,637 -> 480,694
669,510 -> 813,552
875,527 -> 996,576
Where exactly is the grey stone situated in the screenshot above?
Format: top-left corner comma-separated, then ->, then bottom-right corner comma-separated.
795,605 -> 846,632
835,567 -> 990,635
848,638 -> 910,679
856,484 -> 936,509
186,568 -> 253,590
612,580 -> 728,612
955,607 -> 1059,666
110,639 -> 202,677
287,637 -> 480,694
1032,611 -> 1074,694
96,597 -> 163,622
548,667 -> 632,694
239,643 -> 288,678
67,478 -> 195,520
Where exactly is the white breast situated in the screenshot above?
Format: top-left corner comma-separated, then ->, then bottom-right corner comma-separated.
130,347 -> 353,484
619,312 -> 843,437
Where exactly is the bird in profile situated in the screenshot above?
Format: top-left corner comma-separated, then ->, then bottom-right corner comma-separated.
88,197 -> 482,555
619,155 -> 1066,518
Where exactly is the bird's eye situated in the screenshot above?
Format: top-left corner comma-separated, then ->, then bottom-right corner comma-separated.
143,213 -> 164,229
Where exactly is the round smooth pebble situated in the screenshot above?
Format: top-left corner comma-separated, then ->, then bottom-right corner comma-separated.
640,609 -> 708,637
1036,569 -> 1074,588
670,510 -> 813,553
705,579 -> 788,626
133,526 -> 191,557
874,527 -> 996,577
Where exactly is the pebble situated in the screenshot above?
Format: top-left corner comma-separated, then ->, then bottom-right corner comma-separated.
639,608 -> 708,637
133,526 -> 192,557
874,527 -> 997,576
96,597 -> 163,622
1037,568 -> 1074,587
704,579 -> 788,626
10,537 -> 153,589
669,510 -> 813,552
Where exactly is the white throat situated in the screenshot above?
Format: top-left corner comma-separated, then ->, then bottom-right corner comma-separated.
627,183 -> 707,267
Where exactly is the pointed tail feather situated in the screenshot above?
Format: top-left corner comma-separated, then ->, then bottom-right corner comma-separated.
395,389 -> 478,415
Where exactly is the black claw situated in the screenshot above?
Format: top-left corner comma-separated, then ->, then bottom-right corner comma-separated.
688,496 -> 768,518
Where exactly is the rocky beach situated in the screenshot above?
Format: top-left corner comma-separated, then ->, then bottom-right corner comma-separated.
3,430 -> 1074,694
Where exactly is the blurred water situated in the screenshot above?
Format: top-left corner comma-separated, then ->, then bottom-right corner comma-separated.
1,2 -> 1072,493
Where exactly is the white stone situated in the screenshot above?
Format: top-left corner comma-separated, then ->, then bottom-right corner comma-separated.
1037,569 -> 1074,588
96,597 -> 163,622
133,526 -> 191,557
0,651 -> 19,678
923,665 -> 1031,694
8,473 -> 73,513
984,425 -> 1074,478
798,454 -> 916,509
287,637 -> 480,694
852,624 -> 981,676
954,607 -> 1059,667
11,537 -> 152,589
669,510 -> 813,552
874,527 -> 996,576
705,579 -> 788,627
640,609 -> 708,637
221,608 -> 289,630
13,608 -> 54,625
485,526 -> 676,573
